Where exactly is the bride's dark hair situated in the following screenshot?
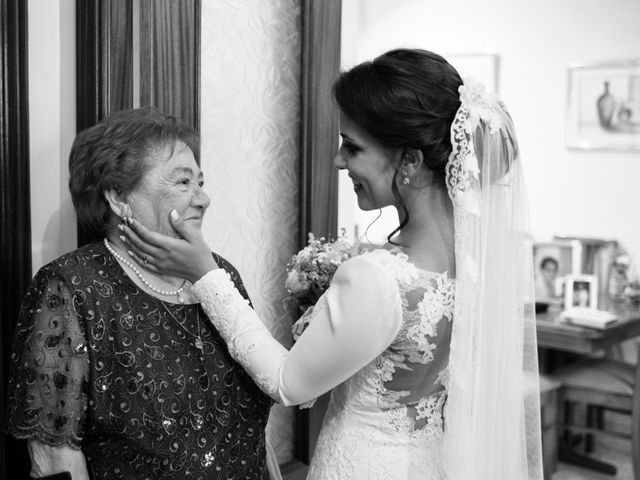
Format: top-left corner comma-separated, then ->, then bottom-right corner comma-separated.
333,48 -> 462,243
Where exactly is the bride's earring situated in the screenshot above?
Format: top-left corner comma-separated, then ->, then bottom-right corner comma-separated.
401,171 -> 410,185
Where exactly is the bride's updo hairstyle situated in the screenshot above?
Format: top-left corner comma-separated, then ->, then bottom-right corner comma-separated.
333,48 -> 463,241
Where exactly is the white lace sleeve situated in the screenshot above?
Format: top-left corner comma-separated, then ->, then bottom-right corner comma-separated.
191,269 -> 288,402
192,256 -> 403,407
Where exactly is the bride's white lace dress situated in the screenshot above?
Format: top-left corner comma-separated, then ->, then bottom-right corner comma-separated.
191,247 -> 454,479
308,249 -> 453,479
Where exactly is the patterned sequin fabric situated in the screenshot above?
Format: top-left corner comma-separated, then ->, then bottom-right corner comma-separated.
6,242 -> 271,479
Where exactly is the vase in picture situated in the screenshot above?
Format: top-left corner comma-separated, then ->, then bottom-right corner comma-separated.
597,81 -> 616,130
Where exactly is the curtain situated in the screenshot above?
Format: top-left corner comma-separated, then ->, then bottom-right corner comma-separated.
140,0 -> 200,131
0,0 -> 32,476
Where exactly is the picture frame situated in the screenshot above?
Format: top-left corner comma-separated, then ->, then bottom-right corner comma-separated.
532,240 -> 583,302
553,235 -> 619,307
566,60 -> 640,151
564,274 -> 599,310
447,52 -> 500,93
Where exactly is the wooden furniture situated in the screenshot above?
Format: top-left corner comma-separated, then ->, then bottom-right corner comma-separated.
1,0 -> 33,477
539,375 -> 562,480
551,356 -> 640,478
536,302 -> 640,356
291,1 -> 343,476
537,302 -> 640,477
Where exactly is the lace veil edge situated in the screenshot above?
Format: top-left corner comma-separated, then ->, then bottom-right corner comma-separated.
442,78 -> 543,480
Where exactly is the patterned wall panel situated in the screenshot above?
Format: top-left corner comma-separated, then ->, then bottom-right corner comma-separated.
200,0 -> 301,464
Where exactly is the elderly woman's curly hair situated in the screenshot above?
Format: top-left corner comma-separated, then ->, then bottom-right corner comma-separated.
69,107 -> 198,237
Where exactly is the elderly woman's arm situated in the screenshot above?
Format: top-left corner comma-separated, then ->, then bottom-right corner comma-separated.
6,267 -> 90,479
28,441 -> 89,479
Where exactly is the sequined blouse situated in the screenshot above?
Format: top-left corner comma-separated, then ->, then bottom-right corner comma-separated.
6,242 -> 272,480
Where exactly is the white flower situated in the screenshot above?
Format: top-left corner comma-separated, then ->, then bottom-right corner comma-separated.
459,77 -> 504,133
285,270 -> 311,295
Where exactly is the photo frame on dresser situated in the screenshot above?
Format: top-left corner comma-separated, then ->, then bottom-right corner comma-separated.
553,235 -> 619,308
564,274 -> 599,310
532,240 -> 583,303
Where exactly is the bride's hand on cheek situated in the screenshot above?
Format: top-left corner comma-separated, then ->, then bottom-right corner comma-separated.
121,209 -> 218,283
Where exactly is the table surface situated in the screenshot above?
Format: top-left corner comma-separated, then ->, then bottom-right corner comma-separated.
536,300 -> 640,354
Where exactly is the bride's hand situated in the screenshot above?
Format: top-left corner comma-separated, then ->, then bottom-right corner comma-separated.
291,306 -> 314,341
121,209 -> 218,283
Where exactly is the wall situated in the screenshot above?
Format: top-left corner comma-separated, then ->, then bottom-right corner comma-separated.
338,0 -> 640,263
28,0 -> 76,272
200,1 -> 301,463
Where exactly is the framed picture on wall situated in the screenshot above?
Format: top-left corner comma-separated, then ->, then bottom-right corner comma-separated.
532,240 -> 583,302
564,274 -> 599,310
447,53 -> 500,93
566,60 -> 640,150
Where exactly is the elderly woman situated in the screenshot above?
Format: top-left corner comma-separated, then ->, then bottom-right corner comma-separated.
6,108 -> 276,480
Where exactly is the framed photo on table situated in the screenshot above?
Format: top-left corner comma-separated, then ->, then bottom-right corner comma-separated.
564,274 -> 598,310
566,60 -> 640,151
532,240 -> 583,303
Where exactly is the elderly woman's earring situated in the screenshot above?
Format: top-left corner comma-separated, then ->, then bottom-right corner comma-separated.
121,205 -> 133,226
401,172 -> 410,185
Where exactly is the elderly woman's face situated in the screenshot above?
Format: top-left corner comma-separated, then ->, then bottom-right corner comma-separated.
128,141 -> 209,237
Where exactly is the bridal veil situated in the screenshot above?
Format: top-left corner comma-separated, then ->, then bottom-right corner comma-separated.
442,78 -> 543,479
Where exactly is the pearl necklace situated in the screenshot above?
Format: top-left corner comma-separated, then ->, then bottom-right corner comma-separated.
104,238 -> 188,303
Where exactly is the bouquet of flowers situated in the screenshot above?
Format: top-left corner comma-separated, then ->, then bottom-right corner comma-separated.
284,231 -> 355,318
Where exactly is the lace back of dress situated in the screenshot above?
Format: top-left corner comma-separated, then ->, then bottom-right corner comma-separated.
442,78 -> 543,479
383,270 -> 454,434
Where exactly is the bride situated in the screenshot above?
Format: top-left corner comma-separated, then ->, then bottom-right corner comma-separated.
123,49 -> 543,479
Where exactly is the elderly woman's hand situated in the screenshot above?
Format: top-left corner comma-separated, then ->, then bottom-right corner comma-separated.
121,209 -> 218,284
